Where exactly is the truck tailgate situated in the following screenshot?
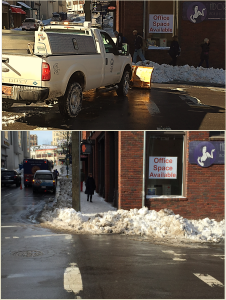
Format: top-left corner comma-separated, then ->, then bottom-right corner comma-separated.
2,54 -> 43,87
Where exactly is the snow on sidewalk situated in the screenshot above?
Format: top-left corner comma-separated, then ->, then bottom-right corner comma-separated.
40,177 -> 225,244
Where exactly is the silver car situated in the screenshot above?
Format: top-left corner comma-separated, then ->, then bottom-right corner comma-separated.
22,18 -> 40,31
32,170 -> 56,193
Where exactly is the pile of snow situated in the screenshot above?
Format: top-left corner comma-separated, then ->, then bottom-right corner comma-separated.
40,178 -> 225,243
135,60 -> 225,85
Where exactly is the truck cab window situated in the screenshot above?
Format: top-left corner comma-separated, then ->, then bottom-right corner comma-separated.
101,32 -> 117,54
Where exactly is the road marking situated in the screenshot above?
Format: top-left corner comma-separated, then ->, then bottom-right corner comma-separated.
64,263 -> 83,295
162,250 -> 187,261
194,273 -> 224,287
4,193 -> 12,197
212,255 -> 225,260
173,258 -> 187,261
2,226 -> 19,228
145,101 -> 160,115
4,234 -> 70,239
179,95 -> 210,108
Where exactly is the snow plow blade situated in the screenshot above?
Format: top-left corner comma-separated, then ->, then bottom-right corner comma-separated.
131,65 -> 154,89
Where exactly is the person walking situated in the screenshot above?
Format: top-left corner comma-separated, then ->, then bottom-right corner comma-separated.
198,38 -> 210,68
114,31 -> 123,50
80,169 -> 85,192
85,173 -> 96,202
132,30 -> 145,63
168,35 -> 181,66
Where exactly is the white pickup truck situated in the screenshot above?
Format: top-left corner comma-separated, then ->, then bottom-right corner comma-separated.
2,22 -> 132,118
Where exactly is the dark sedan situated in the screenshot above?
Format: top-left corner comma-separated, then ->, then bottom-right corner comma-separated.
1,170 -> 21,187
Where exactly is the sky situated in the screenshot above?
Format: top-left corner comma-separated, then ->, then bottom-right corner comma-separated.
30,130 -> 53,145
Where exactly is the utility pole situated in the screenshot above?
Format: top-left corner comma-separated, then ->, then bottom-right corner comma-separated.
72,131 -> 80,211
84,0 -> 91,21
66,131 -> 69,177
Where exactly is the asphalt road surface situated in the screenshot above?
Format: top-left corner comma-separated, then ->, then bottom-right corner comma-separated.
2,83 -> 225,130
1,184 -> 225,299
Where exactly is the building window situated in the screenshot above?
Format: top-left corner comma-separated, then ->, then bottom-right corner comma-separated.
209,131 -> 225,138
37,154 -> 41,158
146,1 -> 178,47
4,131 -> 9,140
146,132 -> 185,196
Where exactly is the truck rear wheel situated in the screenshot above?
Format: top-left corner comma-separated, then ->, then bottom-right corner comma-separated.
116,70 -> 130,97
58,82 -> 83,118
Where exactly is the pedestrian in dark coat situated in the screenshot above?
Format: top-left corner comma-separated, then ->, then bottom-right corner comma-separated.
114,31 -> 123,50
85,173 -> 96,202
198,38 -> 210,68
168,36 -> 180,66
132,29 -> 145,63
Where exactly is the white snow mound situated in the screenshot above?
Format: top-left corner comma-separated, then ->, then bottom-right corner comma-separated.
135,60 -> 225,85
40,177 -> 225,243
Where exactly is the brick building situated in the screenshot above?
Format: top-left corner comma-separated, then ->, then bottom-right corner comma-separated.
81,131 -> 224,221
30,134 -> 38,146
116,1 -> 225,69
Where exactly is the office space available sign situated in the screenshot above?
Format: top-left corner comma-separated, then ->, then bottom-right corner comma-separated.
149,157 -> 177,179
149,14 -> 173,33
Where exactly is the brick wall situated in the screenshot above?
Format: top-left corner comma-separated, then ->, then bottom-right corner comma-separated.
117,1 -> 144,56
118,131 -> 144,210
178,2 -> 225,69
116,1 -> 225,69
146,131 -> 225,221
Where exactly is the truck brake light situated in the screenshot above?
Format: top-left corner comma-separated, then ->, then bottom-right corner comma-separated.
42,62 -> 51,81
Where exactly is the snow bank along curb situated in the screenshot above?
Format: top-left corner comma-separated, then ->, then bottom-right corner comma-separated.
135,60 -> 225,86
40,178 -> 225,243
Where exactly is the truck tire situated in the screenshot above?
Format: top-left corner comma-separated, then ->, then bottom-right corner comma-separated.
2,102 -> 13,110
116,70 -> 130,97
58,82 -> 83,118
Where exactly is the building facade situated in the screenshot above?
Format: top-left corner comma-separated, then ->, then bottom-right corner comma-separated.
1,131 -> 30,169
30,134 -> 38,146
81,131 -> 224,221
116,1 -> 225,69
2,1 -> 67,29
30,145 -> 58,164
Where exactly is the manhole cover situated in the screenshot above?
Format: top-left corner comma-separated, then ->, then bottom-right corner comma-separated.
12,250 -> 44,257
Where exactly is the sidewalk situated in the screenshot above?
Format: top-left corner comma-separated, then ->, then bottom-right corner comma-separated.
55,166 -> 117,216
80,183 -> 117,216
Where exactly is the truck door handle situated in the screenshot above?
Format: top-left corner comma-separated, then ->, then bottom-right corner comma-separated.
106,58 -> 108,65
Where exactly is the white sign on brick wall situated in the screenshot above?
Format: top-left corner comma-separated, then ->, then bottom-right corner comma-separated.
149,156 -> 177,179
149,14 -> 173,34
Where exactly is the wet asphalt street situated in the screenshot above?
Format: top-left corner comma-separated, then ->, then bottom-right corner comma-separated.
2,83 -> 225,130
1,184 -> 225,299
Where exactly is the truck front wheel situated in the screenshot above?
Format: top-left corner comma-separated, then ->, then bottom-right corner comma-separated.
116,70 -> 130,97
58,82 -> 83,118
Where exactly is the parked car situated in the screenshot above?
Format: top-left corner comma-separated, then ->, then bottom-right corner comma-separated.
1,170 -> 21,187
32,170 -> 56,193
21,18 -> 40,31
51,12 -> 67,22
